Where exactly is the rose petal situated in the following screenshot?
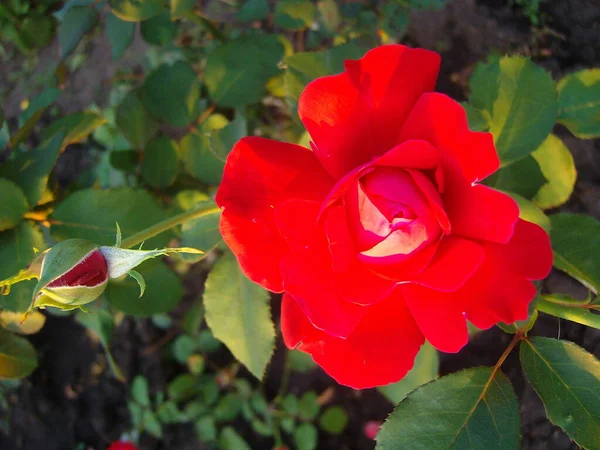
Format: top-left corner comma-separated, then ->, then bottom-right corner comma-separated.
397,92 -> 500,182
274,199 -> 322,247
280,243 -> 367,338
485,219 -> 553,281
444,182 -> 519,244
300,45 -> 440,178
324,202 -> 355,273
320,140 -> 441,215
410,236 -> 484,292
48,249 -> 108,288
216,137 -> 333,292
334,259 -> 396,305
402,283 -> 469,353
282,290 -> 425,389
403,245 -> 540,352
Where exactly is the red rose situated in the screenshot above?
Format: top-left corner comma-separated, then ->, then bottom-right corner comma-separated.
216,45 -> 553,389
107,441 -> 139,450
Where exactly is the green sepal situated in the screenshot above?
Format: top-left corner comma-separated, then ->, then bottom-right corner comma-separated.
128,269 -> 146,297
99,246 -> 203,279
32,239 -> 100,301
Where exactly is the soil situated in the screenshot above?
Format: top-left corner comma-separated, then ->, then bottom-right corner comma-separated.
0,0 -> 599,449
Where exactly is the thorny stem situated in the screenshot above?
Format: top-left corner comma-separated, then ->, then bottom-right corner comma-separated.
120,205 -> 221,250
536,297 -> 600,330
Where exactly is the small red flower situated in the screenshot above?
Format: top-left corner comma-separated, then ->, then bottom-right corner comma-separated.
216,45 -> 553,389
364,420 -> 382,440
107,441 -> 139,450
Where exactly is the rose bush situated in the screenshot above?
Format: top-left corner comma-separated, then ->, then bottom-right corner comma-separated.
216,45 -> 553,389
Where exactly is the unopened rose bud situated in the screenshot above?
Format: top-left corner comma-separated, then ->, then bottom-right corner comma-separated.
107,441 -> 139,450
1,234 -> 203,314
31,239 -> 109,311
363,420 -> 382,440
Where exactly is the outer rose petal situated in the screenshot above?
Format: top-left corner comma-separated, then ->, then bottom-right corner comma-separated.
280,243 -> 367,338
397,92 -> 499,182
444,182 -> 520,244
410,236 -> 484,292
334,259 -> 396,306
281,290 -> 425,389
485,219 -> 553,280
216,137 -> 333,292
299,45 -> 440,178
403,227 -> 546,353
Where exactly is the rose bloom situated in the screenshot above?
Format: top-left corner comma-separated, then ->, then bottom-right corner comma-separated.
216,45 -> 553,389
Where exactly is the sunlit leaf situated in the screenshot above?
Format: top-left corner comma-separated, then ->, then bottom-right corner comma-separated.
531,134 -> 577,209
0,179 -> 28,232
557,69 -> 600,139
204,251 -> 275,379
110,0 -> 164,21
469,56 -> 557,165
0,328 -> 37,379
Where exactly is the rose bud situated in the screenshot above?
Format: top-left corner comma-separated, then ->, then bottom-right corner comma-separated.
364,420 -> 382,440
30,239 -> 109,311
107,441 -> 139,450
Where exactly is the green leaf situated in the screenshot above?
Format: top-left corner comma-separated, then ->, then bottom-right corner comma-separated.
50,188 -> 171,247
375,367 -> 520,450
141,11 -> 177,46
219,427 -> 251,450
131,375 -> 151,406
195,416 -> 217,442
0,179 -> 28,232
298,391 -> 320,420
59,6 -> 99,59
274,1 -> 316,30
236,0 -> 269,22
0,328 -> 38,379
42,112 -> 106,148
557,69 -> 600,138
0,132 -> 64,207
378,342 -> 439,404
531,134 -> 576,209
508,192 -> 550,233
76,307 -> 124,380
141,61 -> 201,127
318,0 -> 341,34
20,88 -> 61,123
319,406 -> 348,434
104,262 -> 183,316
214,393 -> 244,422
0,222 -> 44,281
127,269 -> 146,297
172,335 -> 198,364
520,337 -> 600,449
468,56 -> 557,165
485,155 -> 546,200
106,13 -> 135,60
204,35 -> 284,108
110,0 -> 164,21
288,349 -> 317,372
168,374 -> 201,401
203,251 -> 275,380
116,90 -> 159,149
180,199 -> 222,256
170,0 -> 196,19
550,213 -> 600,294
180,114 -> 229,185
294,423 -> 318,450
19,16 -> 55,51
143,410 -> 163,438
141,135 -> 179,189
